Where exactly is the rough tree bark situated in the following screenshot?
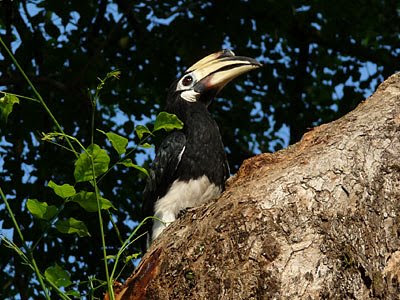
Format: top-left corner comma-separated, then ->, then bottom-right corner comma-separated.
112,73 -> 400,299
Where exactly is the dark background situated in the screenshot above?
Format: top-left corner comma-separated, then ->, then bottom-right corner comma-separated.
1,0 -> 399,298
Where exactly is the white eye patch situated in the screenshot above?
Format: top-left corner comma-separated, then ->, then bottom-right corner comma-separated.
180,90 -> 200,102
176,72 -> 199,102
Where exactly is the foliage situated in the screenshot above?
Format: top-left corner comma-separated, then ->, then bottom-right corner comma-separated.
0,0 -> 399,298
0,62 -> 182,298
26,198 -> 58,220
0,93 -> 19,123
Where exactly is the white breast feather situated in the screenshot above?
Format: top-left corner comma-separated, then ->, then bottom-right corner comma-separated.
152,175 -> 221,241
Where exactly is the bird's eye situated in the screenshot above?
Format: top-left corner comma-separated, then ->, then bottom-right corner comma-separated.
182,75 -> 193,86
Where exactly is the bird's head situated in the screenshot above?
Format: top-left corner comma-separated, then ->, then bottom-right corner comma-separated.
166,50 -> 262,112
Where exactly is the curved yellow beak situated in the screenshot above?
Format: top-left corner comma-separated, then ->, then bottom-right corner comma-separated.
186,50 -> 262,93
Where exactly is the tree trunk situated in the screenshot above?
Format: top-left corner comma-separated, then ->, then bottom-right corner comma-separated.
112,73 -> 400,299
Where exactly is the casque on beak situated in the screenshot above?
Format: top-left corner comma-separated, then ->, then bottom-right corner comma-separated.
186,50 -> 262,94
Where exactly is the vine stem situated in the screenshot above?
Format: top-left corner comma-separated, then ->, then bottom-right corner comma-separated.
108,216 -> 161,282
0,90 -> 40,103
0,36 -> 78,158
0,187 -> 51,300
91,75 -> 115,299
90,158 -> 114,300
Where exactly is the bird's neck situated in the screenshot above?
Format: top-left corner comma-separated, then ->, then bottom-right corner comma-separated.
167,100 -> 212,126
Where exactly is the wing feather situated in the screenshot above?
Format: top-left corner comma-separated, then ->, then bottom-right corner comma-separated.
140,131 -> 186,250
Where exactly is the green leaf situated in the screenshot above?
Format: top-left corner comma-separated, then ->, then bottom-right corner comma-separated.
106,69 -> 121,80
55,217 -> 90,237
65,290 -> 80,298
125,253 -> 141,263
48,180 -> 76,198
105,255 -> 116,260
135,125 -> 152,140
153,112 -> 184,132
118,158 -> 149,177
0,94 -> 19,123
44,264 -> 72,288
139,143 -> 153,149
105,131 -> 128,155
26,199 -> 58,220
74,144 -> 110,182
69,191 -> 115,212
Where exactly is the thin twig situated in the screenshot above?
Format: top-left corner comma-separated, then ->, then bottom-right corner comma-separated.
0,187 -> 51,300
0,90 -> 40,103
0,36 -> 78,158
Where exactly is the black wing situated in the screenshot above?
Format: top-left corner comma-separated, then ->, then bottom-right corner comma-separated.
141,131 -> 186,249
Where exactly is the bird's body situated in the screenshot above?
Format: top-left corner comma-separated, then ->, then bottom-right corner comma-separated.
146,101 -> 229,241
143,50 -> 261,249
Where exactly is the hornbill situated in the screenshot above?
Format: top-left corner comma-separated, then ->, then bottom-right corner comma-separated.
143,50 -> 261,249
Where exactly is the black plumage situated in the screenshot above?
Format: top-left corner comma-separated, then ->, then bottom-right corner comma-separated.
141,50 -> 261,250
165,94 -> 229,186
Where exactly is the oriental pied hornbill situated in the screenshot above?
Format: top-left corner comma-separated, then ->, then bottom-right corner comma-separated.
143,50 -> 261,249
